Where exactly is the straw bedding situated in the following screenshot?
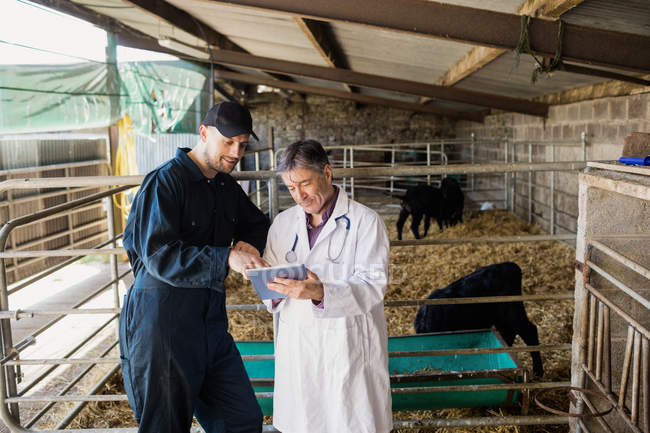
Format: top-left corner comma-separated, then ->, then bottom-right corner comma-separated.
66,210 -> 575,431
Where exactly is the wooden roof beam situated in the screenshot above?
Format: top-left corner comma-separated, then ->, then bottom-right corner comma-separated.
294,18 -> 356,93
209,0 -> 650,73
205,48 -> 548,116
435,0 -> 587,89
214,70 -> 486,122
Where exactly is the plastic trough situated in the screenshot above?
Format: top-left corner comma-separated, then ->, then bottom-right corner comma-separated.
236,328 -> 524,415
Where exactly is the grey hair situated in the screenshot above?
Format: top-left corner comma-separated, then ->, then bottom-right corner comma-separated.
277,139 -> 330,173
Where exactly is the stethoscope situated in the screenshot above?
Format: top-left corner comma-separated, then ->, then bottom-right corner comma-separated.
285,215 -> 351,263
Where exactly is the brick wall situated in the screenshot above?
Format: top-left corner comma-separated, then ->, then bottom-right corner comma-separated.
248,93 -> 454,149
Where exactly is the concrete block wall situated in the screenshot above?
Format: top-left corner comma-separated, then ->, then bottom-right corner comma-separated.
573,167 -> 650,432
455,92 -> 650,233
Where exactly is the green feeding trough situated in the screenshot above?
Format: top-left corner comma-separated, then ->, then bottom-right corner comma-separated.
236,328 -> 524,415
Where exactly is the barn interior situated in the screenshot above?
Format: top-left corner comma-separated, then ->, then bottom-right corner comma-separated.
0,0 -> 649,432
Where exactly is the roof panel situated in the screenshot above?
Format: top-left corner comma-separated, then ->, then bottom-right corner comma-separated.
328,22 -> 475,83
561,0 -> 650,36
165,0 -> 329,65
70,0 -> 206,49
455,54 -> 607,98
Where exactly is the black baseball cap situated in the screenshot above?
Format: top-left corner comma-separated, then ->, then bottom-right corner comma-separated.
202,102 -> 259,141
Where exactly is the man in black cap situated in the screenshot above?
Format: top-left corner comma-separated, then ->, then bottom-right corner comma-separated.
120,102 -> 269,433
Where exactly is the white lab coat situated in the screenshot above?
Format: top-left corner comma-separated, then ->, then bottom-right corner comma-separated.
263,186 -> 392,433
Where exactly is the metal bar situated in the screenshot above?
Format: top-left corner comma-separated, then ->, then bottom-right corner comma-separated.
426,143 -> 431,185
3,201 -> 101,231
550,142 -> 556,235
643,337 -> 649,433
12,269 -> 130,350
209,0 -> 650,73
0,249 -> 123,258
0,161 -> 588,187
587,295 -> 596,371
384,293 -> 574,306
350,147 -> 355,201
24,341 -> 118,428
504,138 -> 509,211
208,49 -> 547,116
390,381 -> 571,393
392,416 -> 569,428
528,141 -> 533,224
7,381 -> 571,404
589,240 -> 650,281
582,394 -> 615,433
596,301 -> 604,381
9,344 -> 570,366
23,414 -> 570,432
0,160 -> 106,177
342,147 -> 347,192
215,70 -> 485,121
6,358 -> 119,366
1,187 -> 102,209
55,362 -> 122,430
560,62 -> 650,86
255,151 -> 261,207
632,330 -> 641,424
0,308 -> 120,319
620,326 -> 636,407
16,315 -> 118,398
603,305 -> 611,393
5,217 -> 106,258
589,284 -> 649,340
391,233 -> 576,246
583,365 -> 645,433
470,133 -> 475,191
586,260 -> 650,310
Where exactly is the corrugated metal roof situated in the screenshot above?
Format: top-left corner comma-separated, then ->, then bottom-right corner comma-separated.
70,0 -> 207,49
63,0 -> 649,112
561,0 -> 650,36
454,54 -> 607,98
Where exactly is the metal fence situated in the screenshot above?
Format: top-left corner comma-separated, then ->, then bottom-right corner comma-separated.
0,151 -> 595,431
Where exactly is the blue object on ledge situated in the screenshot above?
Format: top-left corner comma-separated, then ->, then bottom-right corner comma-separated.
619,156 -> 650,166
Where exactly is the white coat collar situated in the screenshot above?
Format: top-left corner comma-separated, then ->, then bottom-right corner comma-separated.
292,184 -> 350,253
309,185 -> 349,249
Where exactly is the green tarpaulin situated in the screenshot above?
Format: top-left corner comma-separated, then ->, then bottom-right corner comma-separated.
0,59 -> 210,134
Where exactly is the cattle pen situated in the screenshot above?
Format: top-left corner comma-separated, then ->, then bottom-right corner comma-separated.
2,137 -> 641,432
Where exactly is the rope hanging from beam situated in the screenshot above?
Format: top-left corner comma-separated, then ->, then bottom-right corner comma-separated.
514,15 -> 565,83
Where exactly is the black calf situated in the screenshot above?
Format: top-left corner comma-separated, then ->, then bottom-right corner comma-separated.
414,262 -> 544,378
396,185 -> 444,240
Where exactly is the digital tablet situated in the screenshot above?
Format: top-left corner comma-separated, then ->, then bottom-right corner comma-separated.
245,264 -> 307,300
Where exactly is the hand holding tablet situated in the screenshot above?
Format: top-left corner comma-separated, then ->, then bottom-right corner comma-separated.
245,264 -> 307,300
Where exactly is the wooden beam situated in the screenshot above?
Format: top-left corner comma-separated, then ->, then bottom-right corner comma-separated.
436,0 -> 587,88
209,0 -> 650,73
205,48 -> 548,116
214,70 -> 486,122
295,17 -> 356,93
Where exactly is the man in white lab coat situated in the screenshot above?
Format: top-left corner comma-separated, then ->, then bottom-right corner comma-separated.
263,139 -> 392,433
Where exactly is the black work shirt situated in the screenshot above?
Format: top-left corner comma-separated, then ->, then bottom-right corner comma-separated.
123,148 -> 269,292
